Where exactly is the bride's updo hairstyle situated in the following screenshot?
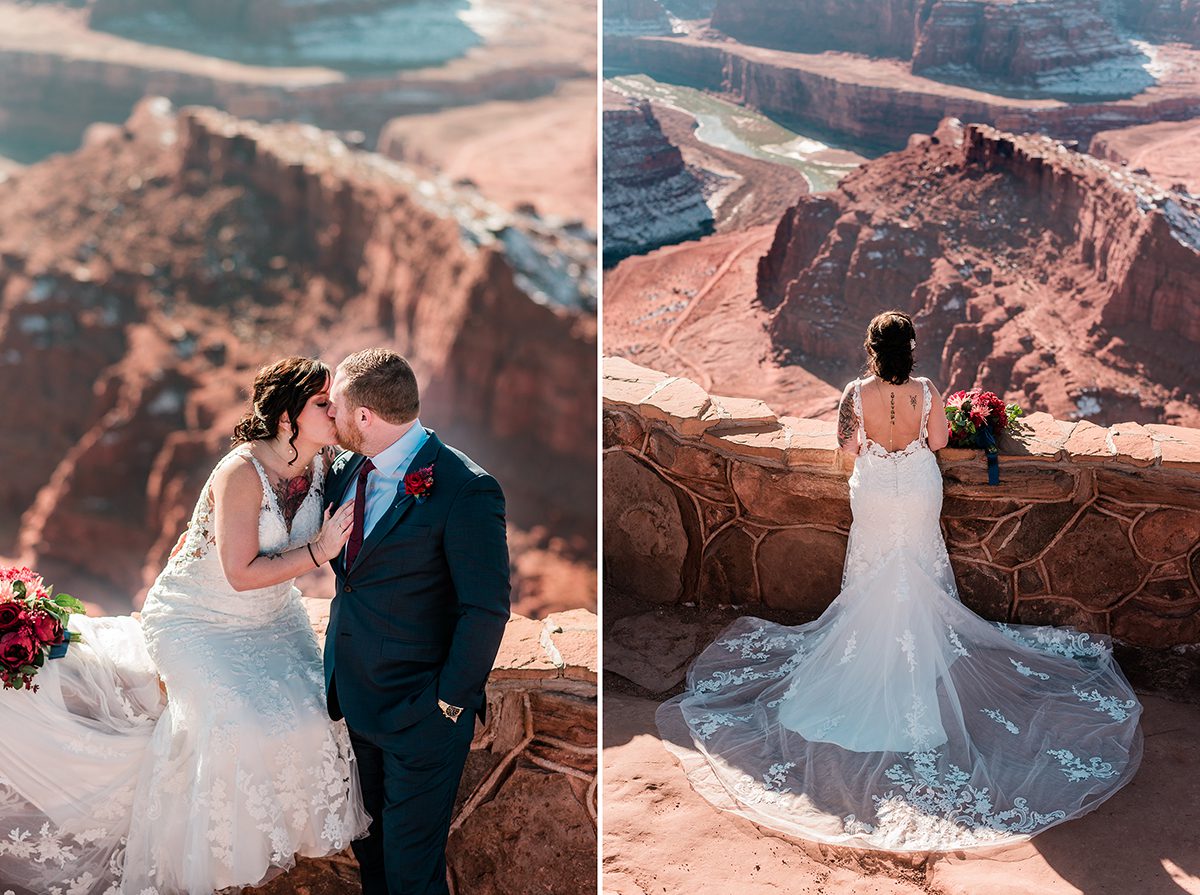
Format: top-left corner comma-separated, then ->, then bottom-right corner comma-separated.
232,356 -> 331,461
864,310 -> 917,385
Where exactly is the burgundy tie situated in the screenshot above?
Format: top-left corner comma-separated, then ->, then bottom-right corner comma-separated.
344,459 -> 375,569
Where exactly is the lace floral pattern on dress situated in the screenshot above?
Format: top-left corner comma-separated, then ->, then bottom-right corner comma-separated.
657,372 -> 1143,852
0,448 -> 370,894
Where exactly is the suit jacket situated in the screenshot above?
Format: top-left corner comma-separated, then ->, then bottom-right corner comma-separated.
322,429 -> 511,735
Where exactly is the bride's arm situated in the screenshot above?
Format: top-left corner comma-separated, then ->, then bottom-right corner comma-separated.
835,383 -> 860,457
926,382 -> 951,451
211,459 -> 355,592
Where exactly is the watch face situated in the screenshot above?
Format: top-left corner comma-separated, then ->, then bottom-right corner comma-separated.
445,705 -> 462,719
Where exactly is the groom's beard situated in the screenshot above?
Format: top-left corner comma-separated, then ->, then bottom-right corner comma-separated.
335,420 -> 366,453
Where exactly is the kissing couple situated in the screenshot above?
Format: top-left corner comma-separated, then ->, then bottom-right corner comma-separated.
0,348 -> 512,895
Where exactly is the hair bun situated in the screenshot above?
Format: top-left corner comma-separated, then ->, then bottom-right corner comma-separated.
863,310 -> 917,385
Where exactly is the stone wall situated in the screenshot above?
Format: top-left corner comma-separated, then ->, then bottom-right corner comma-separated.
603,357 -> 1200,647
266,602 -> 598,895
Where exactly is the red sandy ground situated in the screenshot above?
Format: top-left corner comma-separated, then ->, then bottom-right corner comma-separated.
603,226 -> 845,421
1092,116 -> 1200,194
603,690 -> 1200,895
381,78 -> 598,229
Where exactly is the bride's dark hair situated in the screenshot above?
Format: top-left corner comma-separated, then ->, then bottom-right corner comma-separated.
232,357 -> 331,462
864,310 -> 917,385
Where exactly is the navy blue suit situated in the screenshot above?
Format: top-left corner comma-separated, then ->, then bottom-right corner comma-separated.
323,429 -> 510,895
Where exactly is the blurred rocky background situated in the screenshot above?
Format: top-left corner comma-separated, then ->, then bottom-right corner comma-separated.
603,0 -> 1200,430
0,0 -> 597,621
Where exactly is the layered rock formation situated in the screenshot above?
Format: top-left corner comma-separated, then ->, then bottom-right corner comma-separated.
605,118 -> 1200,429
603,90 -> 714,265
710,0 -> 923,58
1115,0 -> 1200,45
604,357 -> 1200,647
910,0 -> 1146,93
758,119 -> 1200,424
0,98 -> 596,616
646,102 -> 814,232
603,0 -> 674,36
246,601 -> 597,895
710,0 -> 1147,94
604,33 -> 1200,152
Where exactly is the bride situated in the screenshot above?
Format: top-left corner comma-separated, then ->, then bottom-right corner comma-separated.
656,311 -> 1143,851
0,357 -> 371,894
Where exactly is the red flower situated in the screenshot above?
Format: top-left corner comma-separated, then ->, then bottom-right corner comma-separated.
404,465 -> 435,504
30,611 -> 62,646
0,627 -> 37,672
0,603 -> 24,632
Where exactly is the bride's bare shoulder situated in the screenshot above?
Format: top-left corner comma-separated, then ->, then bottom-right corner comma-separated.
211,450 -> 262,493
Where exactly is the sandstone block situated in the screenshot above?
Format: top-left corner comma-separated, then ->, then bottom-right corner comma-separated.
603,452 -> 692,604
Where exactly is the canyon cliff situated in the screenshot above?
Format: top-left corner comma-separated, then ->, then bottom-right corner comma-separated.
602,90 -> 714,265
603,0 -> 674,36
605,118 -> 1200,429
759,118 -> 1200,409
1115,0 -> 1200,46
711,0 -> 1146,93
0,99 -> 596,617
606,35 -> 1200,153
911,0 -> 1146,93
711,0 -> 922,58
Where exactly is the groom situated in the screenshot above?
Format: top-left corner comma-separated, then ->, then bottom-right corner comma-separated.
322,348 -> 511,895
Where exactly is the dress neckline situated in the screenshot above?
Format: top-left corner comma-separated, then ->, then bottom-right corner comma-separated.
236,446 -> 325,536
853,377 -> 931,457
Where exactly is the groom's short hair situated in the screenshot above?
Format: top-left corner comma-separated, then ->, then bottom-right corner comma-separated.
339,348 -> 420,424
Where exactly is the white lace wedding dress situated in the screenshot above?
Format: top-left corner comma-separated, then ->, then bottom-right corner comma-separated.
0,446 -> 370,894
657,378 -> 1143,851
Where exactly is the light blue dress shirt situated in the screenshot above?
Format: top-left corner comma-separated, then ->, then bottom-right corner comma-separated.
342,418 -> 429,541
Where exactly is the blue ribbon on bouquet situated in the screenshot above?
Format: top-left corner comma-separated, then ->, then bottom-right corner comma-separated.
979,426 -> 1000,486
48,634 -> 73,660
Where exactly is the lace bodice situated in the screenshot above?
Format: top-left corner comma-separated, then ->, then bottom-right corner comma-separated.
144,446 -> 326,626
0,441 -> 368,895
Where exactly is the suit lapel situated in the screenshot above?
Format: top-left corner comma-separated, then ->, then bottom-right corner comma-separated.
348,430 -> 442,576
330,452 -> 368,579
333,453 -> 369,506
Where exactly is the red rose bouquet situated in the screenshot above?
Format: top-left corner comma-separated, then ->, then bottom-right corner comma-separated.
0,567 -> 85,692
945,389 -> 1024,484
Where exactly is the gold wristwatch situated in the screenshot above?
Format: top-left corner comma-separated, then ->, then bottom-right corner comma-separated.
438,699 -> 463,723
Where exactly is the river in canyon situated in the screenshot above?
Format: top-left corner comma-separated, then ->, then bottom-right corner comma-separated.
607,72 -> 865,192
95,0 -> 482,72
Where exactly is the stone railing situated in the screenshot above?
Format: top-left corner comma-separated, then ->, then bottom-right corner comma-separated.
266,602 -> 598,895
603,357 -> 1200,647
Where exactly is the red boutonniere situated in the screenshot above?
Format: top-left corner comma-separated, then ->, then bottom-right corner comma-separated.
404,464 -> 435,504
